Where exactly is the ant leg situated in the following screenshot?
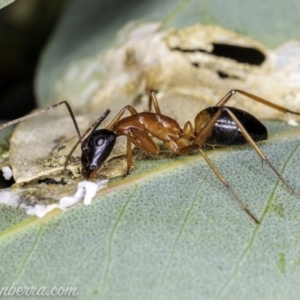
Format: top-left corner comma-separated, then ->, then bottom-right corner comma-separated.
177,145 -> 195,155
125,128 -> 160,174
215,89 -> 300,116
198,148 -> 259,224
171,105 -> 259,222
191,106 -> 260,223
106,105 -> 138,130
64,141 -> 81,171
148,90 -> 162,114
194,107 -> 224,147
126,133 -> 134,174
224,107 -> 300,198
0,101 -> 83,143
175,107 -> 224,155
129,128 -> 160,154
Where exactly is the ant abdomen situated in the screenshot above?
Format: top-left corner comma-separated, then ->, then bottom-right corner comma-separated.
200,106 -> 268,146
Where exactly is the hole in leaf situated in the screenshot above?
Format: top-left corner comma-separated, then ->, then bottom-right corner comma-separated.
211,43 -> 265,65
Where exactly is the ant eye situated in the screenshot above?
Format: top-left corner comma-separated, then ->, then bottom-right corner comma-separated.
96,137 -> 104,146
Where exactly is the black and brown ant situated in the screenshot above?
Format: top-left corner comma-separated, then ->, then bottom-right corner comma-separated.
1,90 -> 300,223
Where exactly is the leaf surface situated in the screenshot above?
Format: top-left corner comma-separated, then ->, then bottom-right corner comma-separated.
2,0 -> 300,299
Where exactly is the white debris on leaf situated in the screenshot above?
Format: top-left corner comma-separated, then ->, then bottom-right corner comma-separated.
0,179 -> 108,218
24,203 -> 60,218
0,191 -> 21,206
60,179 -> 108,207
2,166 -> 12,180
78,180 -> 102,205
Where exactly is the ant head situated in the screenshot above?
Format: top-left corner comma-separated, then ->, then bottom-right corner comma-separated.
81,129 -> 116,180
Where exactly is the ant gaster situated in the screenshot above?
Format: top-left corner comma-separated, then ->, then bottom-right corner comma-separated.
1,90 -> 300,224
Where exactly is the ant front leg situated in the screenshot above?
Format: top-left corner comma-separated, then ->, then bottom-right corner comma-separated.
106,105 -> 138,130
216,89 -> 300,117
126,128 -> 160,174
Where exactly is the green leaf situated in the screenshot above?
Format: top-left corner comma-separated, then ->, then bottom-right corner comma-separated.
0,0 -> 14,10
2,122 -> 300,299
2,0 -> 300,299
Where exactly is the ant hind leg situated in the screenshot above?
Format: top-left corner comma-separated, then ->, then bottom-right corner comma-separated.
198,147 -> 260,224
224,107 -> 300,198
216,89 -> 300,117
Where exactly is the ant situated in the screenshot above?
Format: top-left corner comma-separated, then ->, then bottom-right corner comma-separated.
1,90 -> 300,224
65,89 -> 300,224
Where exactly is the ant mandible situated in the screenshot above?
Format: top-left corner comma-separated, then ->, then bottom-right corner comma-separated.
65,89 -> 300,224
1,90 -> 300,224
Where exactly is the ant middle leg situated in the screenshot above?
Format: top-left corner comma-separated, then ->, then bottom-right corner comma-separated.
148,90 -> 162,114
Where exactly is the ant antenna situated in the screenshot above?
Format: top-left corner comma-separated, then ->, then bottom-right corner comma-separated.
0,101 -> 83,144
83,110 -> 111,148
0,100 -> 110,175
64,109 -> 111,170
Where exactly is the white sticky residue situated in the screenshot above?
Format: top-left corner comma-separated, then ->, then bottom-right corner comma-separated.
0,179 -> 108,218
23,203 -> 60,218
60,179 -> 108,207
81,180 -> 107,205
2,166 -> 12,180
0,191 -> 21,206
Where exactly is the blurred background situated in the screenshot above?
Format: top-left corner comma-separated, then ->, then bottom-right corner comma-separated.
0,0 -> 67,120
